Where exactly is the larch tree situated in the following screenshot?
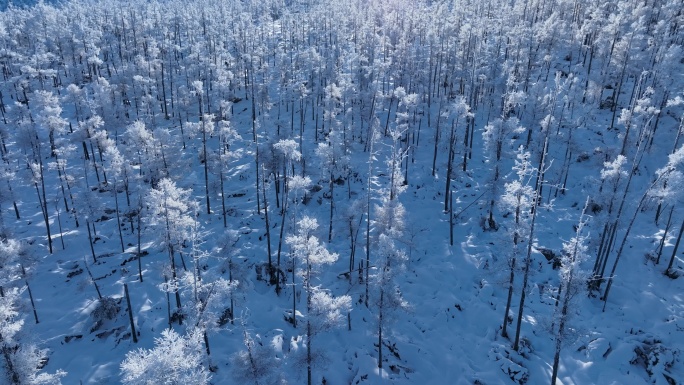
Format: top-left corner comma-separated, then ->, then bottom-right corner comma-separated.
603,144 -> 684,308
120,328 -> 210,385
513,137 -> 548,352
286,215 -> 351,385
499,147 -> 535,339
0,238 -> 66,385
103,143 -> 127,253
211,119 -> 242,228
231,320 -> 281,385
550,199 -> 591,385
146,178 -> 198,320
273,138 -> 307,295
371,127 -> 409,370
482,88 -> 526,231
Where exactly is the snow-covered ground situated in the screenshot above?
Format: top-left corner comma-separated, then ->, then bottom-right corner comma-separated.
1,0 -> 683,384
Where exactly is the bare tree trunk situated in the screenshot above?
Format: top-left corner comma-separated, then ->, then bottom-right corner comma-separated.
55,199 -> 65,250
86,218 -> 97,263
201,110 -> 211,215
666,217 -> 684,277
221,169 -> 227,228
84,257 -> 102,299
656,207 -> 674,264
502,191 -> 522,338
125,283 -> 138,343
137,199 -> 143,282
36,156 -> 53,254
378,289 -> 384,369
262,169 -> 274,284
114,183 -> 125,252
22,264 -> 39,324
328,171 -> 334,243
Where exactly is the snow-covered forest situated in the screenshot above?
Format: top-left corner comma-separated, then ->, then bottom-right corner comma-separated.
0,0 -> 683,383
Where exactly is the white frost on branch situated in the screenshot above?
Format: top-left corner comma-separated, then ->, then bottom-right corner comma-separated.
600,154 -> 628,180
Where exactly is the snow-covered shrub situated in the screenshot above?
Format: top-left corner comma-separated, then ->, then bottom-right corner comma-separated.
632,338 -> 679,385
91,296 -> 121,324
489,345 -> 529,384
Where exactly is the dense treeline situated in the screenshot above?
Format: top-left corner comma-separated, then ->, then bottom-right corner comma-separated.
0,0 -> 682,383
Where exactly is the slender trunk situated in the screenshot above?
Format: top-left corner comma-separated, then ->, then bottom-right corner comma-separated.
229,259 -> 235,324
276,192 -> 289,295
444,122 -> 455,212
203,330 -> 210,356
502,196 -> 522,338
86,218 -> 97,263
221,169 -> 227,228
378,289 -> 384,369
592,223 -> 609,276
84,257 -> 102,299
551,281 -> 571,385
449,190 -> 454,246
431,103 -> 442,176
114,184 -> 124,252
599,222 -> 618,280
513,137 -> 547,351
306,268 -> 312,385
666,217 -> 684,276
365,131 -> 374,307
656,207 -> 674,264
164,275 -> 172,329
170,247 -> 182,314
161,62 -> 169,120
22,265 -> 39,324
37,157 -> 53,254
55,200 -> 65,250
602,189 -> 656,310
551,213 -> 585,385
125,283 -> 138,343
202,116 -> 211,215
292,254 -> 297,328
137,198 -> 143,282
328,171 -> 334,242
262,170 -> 273,284
12,199 -> 19,220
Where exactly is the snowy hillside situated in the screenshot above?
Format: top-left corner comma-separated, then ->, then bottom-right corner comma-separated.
0,0 -> 683,384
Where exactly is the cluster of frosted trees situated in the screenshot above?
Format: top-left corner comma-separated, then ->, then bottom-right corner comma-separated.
0,0 -> 682,383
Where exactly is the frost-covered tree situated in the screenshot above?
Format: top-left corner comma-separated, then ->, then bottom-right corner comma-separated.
123,121 -> 160,187
103,143 -> 127,252
214,229 -> 248,325
371,128 -> 409,370
287,215 -> 351,385
315,127 -> 349,243
211,119 -> 241,228
499,147 -> 535,339
15,114 -> 53,254
443,96 -> 472,212
482,89 -> 526,230
273,138 -> 307,294
231,323 -> 281,385
551,200 -> 590,385
0,238 -> 66,385
120,328 -> 210,385
603,144 -> 684,307
590,153 -> 629,287
146,178 -> 198,317
33,90 -> 68,158
513,138 -> 549,352
179,219 -> 238,355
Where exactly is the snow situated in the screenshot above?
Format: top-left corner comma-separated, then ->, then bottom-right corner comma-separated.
0,0 -> 683,384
